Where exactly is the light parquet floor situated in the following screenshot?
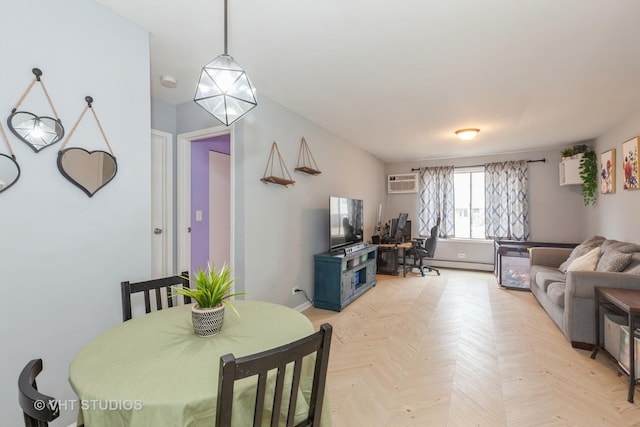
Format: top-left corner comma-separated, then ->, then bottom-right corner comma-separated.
303,268 -> 640,426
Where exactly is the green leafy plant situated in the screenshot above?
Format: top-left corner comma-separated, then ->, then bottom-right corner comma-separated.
561,144 -> 588,158
579,150 -> 597,206
172,263 -> 246,310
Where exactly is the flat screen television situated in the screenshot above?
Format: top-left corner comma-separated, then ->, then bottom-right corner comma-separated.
329,196 -> 364,251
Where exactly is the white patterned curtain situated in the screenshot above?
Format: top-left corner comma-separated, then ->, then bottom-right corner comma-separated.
418,166 -> 454,237
484,161 -> 529,241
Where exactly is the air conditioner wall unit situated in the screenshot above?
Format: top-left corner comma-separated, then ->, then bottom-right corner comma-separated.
387,173 -> 419,194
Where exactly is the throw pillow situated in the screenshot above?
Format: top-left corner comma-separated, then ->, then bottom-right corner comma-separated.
596,250 -> 633,272
559,235 -> 606,273
567,247 -> 601,272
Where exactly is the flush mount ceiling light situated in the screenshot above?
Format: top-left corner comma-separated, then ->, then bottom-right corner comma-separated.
194,0 -> 257,126
455,128 -> 480,141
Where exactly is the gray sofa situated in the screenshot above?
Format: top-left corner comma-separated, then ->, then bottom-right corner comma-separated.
529,236 -> 640,349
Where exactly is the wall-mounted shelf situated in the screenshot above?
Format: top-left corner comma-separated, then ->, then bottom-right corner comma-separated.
294,137 -> 321,176
559,158 -> 582,186
261,142 -> 295,187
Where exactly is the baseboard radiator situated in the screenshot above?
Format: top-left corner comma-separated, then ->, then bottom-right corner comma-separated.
428,259 -> 494,272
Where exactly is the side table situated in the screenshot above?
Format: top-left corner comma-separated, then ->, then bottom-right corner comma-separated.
591,287 -> 640,403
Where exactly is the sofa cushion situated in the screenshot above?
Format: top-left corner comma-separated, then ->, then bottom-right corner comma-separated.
596,250 -> 633,272
547,282 -> 565,307
567,247 -> 601,272
600,239 -> 640,254
559,235 -> 606,272
624,254 -> 640,274
535,270 -> 566,291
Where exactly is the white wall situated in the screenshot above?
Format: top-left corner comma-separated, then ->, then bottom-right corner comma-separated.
0,1 -> 150,425
174,97 -> 386,307
384,147 -> 588,266
237,97 -> 386,304
588,111 -> 640,242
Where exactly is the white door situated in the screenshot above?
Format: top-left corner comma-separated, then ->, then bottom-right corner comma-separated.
151,130 -> 173,277
209,151 -> 231,268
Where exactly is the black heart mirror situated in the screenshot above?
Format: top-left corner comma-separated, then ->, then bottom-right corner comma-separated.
7,68 -> 64,153
57,148 -> 117,197
7,112 -> 64,152
0,154 -> 20,193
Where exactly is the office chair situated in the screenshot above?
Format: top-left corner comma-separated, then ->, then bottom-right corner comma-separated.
121,272 -> 190,321
216,323 -> 332,427
19,359 -> 60,427
408,218 -> 441,276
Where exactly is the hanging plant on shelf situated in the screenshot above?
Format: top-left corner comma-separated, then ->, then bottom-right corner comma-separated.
579,150 -> 597,206
561,144 -> 588,160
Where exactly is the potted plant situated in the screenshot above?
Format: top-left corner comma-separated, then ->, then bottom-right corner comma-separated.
172,263 -> 245,337
579,150 -> 597,206
561,144 -> 588,160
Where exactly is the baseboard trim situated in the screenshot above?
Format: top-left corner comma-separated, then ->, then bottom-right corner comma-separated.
294,301 -> 312,312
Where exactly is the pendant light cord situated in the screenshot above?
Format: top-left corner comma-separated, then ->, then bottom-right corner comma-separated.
223,0 -> 228,55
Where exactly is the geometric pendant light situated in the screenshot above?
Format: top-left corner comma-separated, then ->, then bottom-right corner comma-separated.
194,0 -> 257,126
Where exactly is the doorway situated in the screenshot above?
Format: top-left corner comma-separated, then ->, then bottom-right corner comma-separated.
177,126 -> 234,276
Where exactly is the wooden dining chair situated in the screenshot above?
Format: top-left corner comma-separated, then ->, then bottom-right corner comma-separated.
121,272 -> 191,321
216,323 -> 332,427
19,359 -> 60,427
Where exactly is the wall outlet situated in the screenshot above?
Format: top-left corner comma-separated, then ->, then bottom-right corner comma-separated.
291,287 -> 300,296
457,253 -> 466,259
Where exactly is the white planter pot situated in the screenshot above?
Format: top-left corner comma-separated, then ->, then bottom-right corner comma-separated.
191,304 -> 225,337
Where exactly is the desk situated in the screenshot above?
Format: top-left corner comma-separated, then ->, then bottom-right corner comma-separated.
69,301 -> 330,426
591,287 -> 640,403
377,242 -> 413,277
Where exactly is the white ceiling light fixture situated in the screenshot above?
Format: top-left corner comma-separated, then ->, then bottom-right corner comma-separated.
455,128 -> 480,141
194,0 -> 257,126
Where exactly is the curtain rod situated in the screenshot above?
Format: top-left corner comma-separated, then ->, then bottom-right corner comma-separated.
411,158 -> 545,172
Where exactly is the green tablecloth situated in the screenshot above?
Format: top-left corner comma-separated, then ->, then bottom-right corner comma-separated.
69,301 -> 330,426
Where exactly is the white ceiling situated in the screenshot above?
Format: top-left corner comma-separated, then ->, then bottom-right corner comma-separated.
96,0 -> 640,162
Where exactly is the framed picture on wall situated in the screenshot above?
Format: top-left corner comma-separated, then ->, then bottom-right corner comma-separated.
600,149 -> 616,194
622,137 -> 639,190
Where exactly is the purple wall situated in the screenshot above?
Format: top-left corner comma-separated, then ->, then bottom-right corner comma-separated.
191,134 -> 230,275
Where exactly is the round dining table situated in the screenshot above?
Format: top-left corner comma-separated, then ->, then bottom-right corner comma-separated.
69,300 -> 331,426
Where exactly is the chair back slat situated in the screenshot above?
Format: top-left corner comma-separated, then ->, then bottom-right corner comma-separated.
285,358 -> 303,427
216,323 -> 332,427
253,372 -> 267,427
120,271 -> 191,321
143,290 -> 152,314
155,287 -> 163,310
270,365 -> 287,427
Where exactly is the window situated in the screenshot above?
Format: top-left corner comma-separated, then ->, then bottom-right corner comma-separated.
453,167 -> 485,239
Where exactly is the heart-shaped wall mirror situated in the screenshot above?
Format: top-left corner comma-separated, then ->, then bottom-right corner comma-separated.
0,154 -> 20,193
7,111 -> 64,152
57,148 -> 117,197
7,68 -> 64,153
